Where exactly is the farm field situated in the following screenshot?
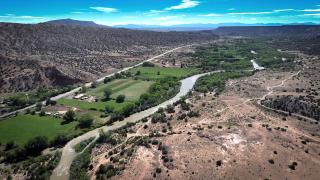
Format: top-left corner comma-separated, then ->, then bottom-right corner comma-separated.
0,114 -> 78,145
129,67 -> 199,80
87,79 -> 153,101
57,98 -> 133,112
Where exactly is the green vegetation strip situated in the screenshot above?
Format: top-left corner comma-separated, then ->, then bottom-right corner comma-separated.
195,71 -> 253,93
0,114 -> 78,145
57,98 -> 133,112
129,67 -> 199,80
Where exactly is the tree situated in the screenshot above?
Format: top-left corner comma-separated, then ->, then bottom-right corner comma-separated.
50,134 -> 68,147
104,88 -> 112,101
35,102 -> 42,111
142,62 -> 155,67
122,103 -> 135,117
5,141 -> 15,151
104,77 -> 112,84
39,110 -> 46,117
116,95 -> 125,103
136,70 -> 141,76
80,86 -> 87,93
105,106 -> 114,114
78,114 -> 93,129
24,136 -> 48,156
63,110 -> 76,122
91,81 -> 98,88
45,98 -> 56,106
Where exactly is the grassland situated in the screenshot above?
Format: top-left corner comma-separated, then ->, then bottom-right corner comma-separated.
0,114 -> 78,145
57,98 -> 133,112
87,79 -> 153,101
129,67 -> 199,80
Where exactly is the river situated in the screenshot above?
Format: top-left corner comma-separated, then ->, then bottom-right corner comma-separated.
50,71 -> 221,180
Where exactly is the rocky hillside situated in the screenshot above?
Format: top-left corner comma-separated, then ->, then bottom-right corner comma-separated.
0,22 -> 218,93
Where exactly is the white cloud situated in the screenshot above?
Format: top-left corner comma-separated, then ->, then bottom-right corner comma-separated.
147,10 -> 166,14
198,13 -> 223,17
303,13 -> 320,16
90,7 -> 118,13
72,11 -> 84,14
165,0 -> 200,11
153,15 -> 185,21
228,11 -> 274,15
300,8 -> 320,12
273,9 -> 294,12
0,14 -> 44,19
228,8 -> 235,11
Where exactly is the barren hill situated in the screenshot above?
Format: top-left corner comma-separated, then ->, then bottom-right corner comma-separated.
0,22 -> 218,93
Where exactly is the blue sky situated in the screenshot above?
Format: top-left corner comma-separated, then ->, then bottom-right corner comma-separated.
1,0 -> 320,26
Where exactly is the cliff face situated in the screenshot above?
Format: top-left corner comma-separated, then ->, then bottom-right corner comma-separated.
0,22 -> 218,93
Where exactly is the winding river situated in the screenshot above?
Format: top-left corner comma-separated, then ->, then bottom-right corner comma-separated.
50,71 -> 221,180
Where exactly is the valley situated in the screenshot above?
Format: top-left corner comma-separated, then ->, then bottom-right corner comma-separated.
0,22 -> 319,180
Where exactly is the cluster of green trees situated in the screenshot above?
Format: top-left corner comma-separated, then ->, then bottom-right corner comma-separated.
195,71 -> 253,93
4,136 -> 49,162
62,110 -> 93,129
104,77 -> 180,125
5,86 -> 73,110
136,77 -> 180,111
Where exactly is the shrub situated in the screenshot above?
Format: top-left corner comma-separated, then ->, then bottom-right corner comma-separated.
187,111 -> 200,118
50,134 -> 69,147
63,110 -> 76,122
116,95 -> 125,103
151,113 -> 166,123
24,136 -> 48,156
5,141 -> 15,151
45,99 -> 56,106
103,77 -> 112,84
103,88 -> 112,101
91,81 -> 98,88
35,102 -> 42,111
156,167 -> 161,173
39,110 -> 46,117
122,103 -> 135,117
142,62 -> 155,67
165,105 -> 175,113
78,114 -> 94,129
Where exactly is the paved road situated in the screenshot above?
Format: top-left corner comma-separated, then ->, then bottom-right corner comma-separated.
0,45 -> 195,119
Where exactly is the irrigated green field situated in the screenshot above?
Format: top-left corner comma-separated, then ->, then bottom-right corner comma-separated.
129,67 -> 199,80
87,79 -> 153,101
110,80 -> 154,101
0,114 -> 78,145
57,98 -> 133,112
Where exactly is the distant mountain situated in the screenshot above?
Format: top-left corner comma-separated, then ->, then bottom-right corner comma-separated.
44,18 -> 111,28
213,25 -> 320,38
114,22 -> 319,32
113,23 -> 286,31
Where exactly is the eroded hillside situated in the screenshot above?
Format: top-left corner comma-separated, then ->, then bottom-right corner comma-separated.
0,23 -> 218,93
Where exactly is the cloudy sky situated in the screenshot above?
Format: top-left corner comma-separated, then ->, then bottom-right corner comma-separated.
1,0 -> 320,26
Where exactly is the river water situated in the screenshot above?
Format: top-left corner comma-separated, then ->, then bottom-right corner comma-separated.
50,71 -> 219,180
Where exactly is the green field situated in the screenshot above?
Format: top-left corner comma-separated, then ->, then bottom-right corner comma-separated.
110,80 -> 153,101
0,114 -> 78,145
129,67 -> 199,80
87,79 -> 153,101
57,98 -> 134,112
